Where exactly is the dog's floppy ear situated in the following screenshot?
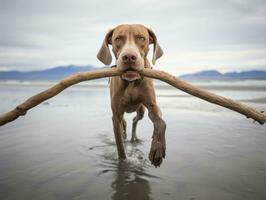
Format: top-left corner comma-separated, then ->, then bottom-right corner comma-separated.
97,29 -> 114,65
148,28 -> 164,65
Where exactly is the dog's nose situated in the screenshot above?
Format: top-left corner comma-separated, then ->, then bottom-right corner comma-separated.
121,52 -> 138,63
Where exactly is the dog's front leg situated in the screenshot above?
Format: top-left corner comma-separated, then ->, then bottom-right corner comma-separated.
112,115 -> 127,159
145,103 -> 166,167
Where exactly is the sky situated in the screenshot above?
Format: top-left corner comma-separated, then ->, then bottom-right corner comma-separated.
0,0 -> 266,75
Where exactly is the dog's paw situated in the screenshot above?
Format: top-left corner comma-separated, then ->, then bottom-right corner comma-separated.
149,137 -> 166,167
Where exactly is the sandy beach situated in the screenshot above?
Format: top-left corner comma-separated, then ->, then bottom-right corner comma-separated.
0,80 -> 266,200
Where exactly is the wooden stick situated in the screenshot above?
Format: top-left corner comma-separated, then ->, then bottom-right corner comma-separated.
0,67 -> 265,126
140,68 -> 266,125
0,68 -> 121,126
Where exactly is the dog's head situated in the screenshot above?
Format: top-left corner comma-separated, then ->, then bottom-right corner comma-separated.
97,24 -> 163,82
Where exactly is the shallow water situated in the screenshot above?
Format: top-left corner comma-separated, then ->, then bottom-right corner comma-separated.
0,81 -> 266,200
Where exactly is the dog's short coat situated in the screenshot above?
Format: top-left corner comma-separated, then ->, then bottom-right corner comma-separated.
97,24 -> 166,167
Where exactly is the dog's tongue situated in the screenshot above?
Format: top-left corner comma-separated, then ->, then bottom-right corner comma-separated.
121,70 -> 141,82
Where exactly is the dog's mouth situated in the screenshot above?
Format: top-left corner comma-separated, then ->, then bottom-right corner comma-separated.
121,68 -> 141,82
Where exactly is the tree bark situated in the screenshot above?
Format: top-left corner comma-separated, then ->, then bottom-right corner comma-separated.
0,67 -> 265,126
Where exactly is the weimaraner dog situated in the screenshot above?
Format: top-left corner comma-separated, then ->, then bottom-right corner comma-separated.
97,24 -> 166,167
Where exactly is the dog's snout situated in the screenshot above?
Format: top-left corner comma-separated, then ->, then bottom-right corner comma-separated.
116,43 -> 144,72
121,52 -> 138,63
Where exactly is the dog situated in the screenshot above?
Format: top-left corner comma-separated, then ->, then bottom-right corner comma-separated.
97,24 -> 166,167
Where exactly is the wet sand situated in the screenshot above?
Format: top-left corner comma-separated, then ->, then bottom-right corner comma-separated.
0,81 -> 266,200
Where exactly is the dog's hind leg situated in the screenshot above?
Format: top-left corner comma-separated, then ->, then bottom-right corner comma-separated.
122,118 -> 127,139
131,105 -> 145,143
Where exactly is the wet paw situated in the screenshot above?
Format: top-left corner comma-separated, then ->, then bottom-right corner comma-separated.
149,138 -> 166,167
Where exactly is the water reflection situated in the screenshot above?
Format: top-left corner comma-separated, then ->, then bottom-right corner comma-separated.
97,138 -> 158,200
111,160 -> 152,200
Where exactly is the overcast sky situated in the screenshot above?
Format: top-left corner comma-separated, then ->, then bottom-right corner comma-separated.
0,0 -> 266,75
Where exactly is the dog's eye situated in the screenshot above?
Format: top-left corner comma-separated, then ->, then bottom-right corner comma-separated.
115,37 -> 123,43
136,35 -> 145,42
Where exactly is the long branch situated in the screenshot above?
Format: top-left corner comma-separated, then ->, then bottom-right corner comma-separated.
140,68 -> 266,125
0,68 -> 121,126
0,67 -> 265,126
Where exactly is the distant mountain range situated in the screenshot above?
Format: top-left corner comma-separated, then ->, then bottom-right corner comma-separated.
179,70 -> 266,80
0,66 -> 266,80
0,65 -> 97,80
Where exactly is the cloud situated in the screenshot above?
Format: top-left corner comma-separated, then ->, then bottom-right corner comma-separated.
0,0 -> 266,73
158,48 -> 266,75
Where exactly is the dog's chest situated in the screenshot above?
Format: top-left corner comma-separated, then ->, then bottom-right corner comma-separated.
122,84 -> 142,107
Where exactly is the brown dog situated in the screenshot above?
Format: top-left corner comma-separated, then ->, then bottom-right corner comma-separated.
97,24 -> 166,167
